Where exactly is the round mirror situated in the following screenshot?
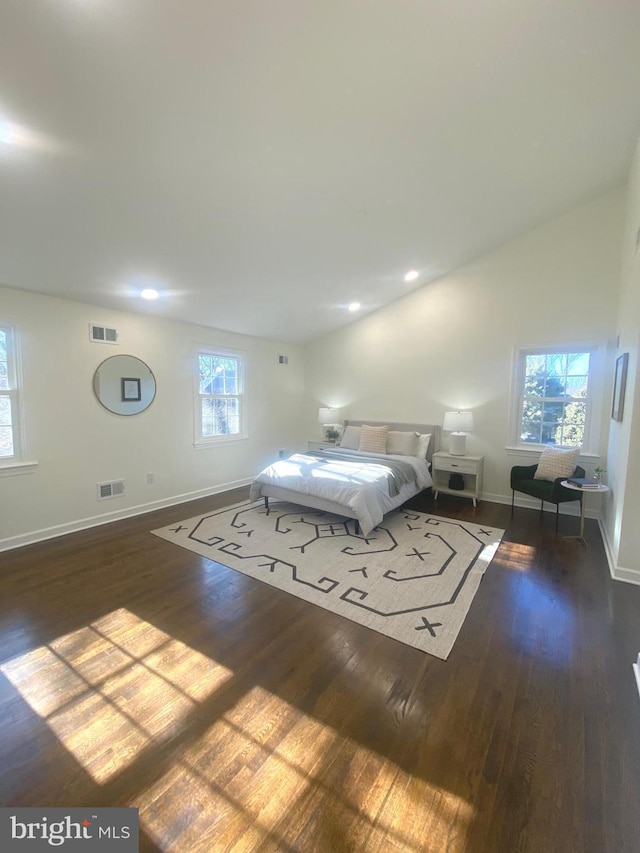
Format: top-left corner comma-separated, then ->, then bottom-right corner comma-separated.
93,355 -> 156,416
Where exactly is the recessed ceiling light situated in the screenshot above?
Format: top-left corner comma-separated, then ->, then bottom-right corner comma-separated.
141,288 -> 159,300
348,302 -> 361,312
404,270 -> 419,282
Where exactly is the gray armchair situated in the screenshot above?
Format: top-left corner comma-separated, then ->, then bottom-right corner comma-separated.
511,462 -> 585,531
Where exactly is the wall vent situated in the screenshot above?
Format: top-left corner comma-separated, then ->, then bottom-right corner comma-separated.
97,480 -> 125,500
278,354 -> 289,365
89,323 -> 118,344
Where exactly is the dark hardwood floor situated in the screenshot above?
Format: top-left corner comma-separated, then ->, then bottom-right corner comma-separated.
1,488 -> 639,852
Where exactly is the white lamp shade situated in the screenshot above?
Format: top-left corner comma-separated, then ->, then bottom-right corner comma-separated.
442,411 -> 474,434
318,407 -> 341,424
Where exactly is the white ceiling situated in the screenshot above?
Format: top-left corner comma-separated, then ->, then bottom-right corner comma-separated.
1,1 -> 640,344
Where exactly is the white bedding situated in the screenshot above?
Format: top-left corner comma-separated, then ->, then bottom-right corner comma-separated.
249,448 -> 432,535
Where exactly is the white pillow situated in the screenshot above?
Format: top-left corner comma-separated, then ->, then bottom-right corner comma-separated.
339,425 -> 361,450
387,430 -> 420,457
534,445 -> 580,482
358,424 -> 389,454
417,433 -> 432,458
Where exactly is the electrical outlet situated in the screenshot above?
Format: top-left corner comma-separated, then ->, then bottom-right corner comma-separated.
146,472 -> 155,484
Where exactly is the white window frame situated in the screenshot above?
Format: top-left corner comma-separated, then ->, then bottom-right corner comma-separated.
507,342 -> 606,458
193,345 -> 247,448
0,322 -> 35,475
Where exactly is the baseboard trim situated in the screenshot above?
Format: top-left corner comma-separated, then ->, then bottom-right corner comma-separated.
597,517 -> 640,586
610,566 -> 640,585
0,478 -> 253,554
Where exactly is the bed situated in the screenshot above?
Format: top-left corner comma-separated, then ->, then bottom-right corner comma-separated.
249,420 -> 440,535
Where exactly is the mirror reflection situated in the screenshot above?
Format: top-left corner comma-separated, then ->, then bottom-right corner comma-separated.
93,355 -> 156,416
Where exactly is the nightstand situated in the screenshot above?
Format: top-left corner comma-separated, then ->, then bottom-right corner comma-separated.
432,452 -> 484,507
308,440 -> 338,451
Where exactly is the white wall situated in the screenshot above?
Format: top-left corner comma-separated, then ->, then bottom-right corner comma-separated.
0,287 -> 305,549
602,137 -> 640,580
304,189 -> 624,507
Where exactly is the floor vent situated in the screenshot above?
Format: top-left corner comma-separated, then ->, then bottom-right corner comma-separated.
278,354 -> 289,365
89,323 -> 118,344
97,480 -> 125,500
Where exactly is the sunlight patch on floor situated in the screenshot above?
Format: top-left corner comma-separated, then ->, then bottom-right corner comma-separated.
137,685 -> 475,852
1,609 -> 475,848
477,539 -> 501,566
491,540 -> 538,572
0,608 -> 233,784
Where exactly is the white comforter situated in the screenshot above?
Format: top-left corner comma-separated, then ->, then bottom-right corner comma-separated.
249,448 -> 432,535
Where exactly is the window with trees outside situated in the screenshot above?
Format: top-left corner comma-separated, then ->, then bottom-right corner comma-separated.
195,349 -> 245,443
0,324 -> 20,463
516,348 -> 592,448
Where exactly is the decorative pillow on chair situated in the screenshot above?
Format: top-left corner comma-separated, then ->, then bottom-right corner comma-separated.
533,445 -> 580,482
339,426 -> 361,450
358,424 -> 389,454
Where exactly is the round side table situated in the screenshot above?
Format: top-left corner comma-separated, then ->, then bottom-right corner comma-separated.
561,481 -> 609,546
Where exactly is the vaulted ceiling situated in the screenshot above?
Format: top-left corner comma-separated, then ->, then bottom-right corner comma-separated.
2,1 -> 640,344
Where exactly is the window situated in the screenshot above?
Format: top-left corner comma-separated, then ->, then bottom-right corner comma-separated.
195,348 -> 245,445
0,324 -> 22,463
511,345 -> 603,453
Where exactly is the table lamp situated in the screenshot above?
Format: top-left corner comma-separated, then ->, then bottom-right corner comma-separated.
443,411 -> 474,456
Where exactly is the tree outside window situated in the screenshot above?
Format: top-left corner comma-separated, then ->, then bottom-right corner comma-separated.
197,352 -> 244,439
520,351 -> 590,447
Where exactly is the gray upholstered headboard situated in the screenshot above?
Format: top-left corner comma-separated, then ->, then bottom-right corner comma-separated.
344,420 -> 440,463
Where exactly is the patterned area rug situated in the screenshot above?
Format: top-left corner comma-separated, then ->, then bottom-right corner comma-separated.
151,501 -> 504,659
